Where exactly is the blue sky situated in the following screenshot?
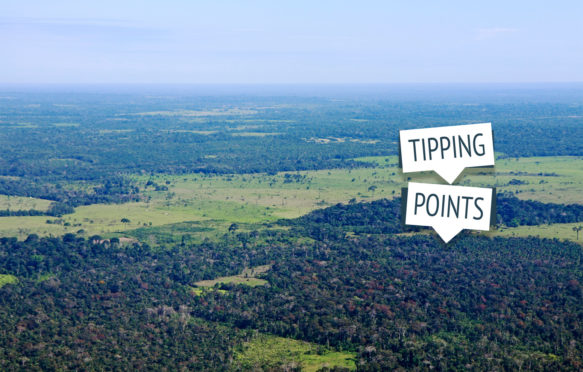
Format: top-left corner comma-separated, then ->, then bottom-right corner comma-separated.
1,1 -> 581,84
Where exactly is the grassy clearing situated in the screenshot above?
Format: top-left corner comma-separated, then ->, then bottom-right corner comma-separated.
0,216 -> 68,239
194,265 -> 271,288
0,199 -> 273,239
53,123 -> 79,127
0,202 -> 208,239
190,287 -> 228,296
137,156 -> 403,220
355,155 -> 583,205
230,132 -> 282,137
0,274 -> 18,288
128,108 -> 257,117
488,222 -> 583,245
144,155 -> 583,220
0,195 -> 52,211
235,333 -> 356,371
124,220 -> 218,245
190,287 -> 203,296
461,156 -> 583,205
1,155 -> 581,240
167,129 -> 218,135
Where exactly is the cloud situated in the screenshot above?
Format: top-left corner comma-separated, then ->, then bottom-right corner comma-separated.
476,27 -> 518,40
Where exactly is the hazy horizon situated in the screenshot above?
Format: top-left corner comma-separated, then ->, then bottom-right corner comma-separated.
1,1 -> 582,84
2,82 -> 582,103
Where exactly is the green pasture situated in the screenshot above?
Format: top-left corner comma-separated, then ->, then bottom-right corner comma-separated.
355,155 -> 583,204
234,333 -> 356,372
0,199 -> 273,239
0,155 -> 581,240
488,222 -> 583,245
0,195 -> 52,212
0,274 -> 18,288
194,265 -> 271,288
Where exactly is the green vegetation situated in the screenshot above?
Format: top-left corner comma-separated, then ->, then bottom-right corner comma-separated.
0,195 -> 52,211
1,90 -> 582,212
36,273 -> 55,283
462,156 -> 583,204
1,88 -> 583,370
2,155 -> 582,243
0,274 -> 18,288
194,265 -> 271,288
2,220 -> 581,370
489,222 -> 583,244
235,333 -> 356,371
190,287 -> 227,296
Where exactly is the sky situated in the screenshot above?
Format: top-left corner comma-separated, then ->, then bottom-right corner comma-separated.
0,1 -> 582,84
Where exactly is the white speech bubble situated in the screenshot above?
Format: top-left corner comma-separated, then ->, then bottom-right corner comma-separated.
404,182 -> 495,243
400,123 -> 495,184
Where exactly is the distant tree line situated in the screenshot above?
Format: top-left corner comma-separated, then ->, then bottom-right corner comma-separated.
0,202 -> 75,217
282,194 -> 583,241
496,192 -> 583,226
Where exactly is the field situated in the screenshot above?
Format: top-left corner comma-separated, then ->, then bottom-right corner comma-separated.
487,222 -> 583,244
0,200 -> 271,239
460,156 -> 583,204
0,274 -> 18,288
0,156 -> 581,242
0,195 -> 52,211
194,265 -> 271,288
234,333 -> 356,371
357,155 -> 583,204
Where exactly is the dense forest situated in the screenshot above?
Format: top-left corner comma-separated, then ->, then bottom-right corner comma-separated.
1,197 -> 582,370
496,193 -> 583,227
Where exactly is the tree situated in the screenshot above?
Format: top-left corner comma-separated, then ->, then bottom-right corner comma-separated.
573,226 -> 582,240
25,234 -> 39,243
89,235 -> 102,243
63,233 -> 77,243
